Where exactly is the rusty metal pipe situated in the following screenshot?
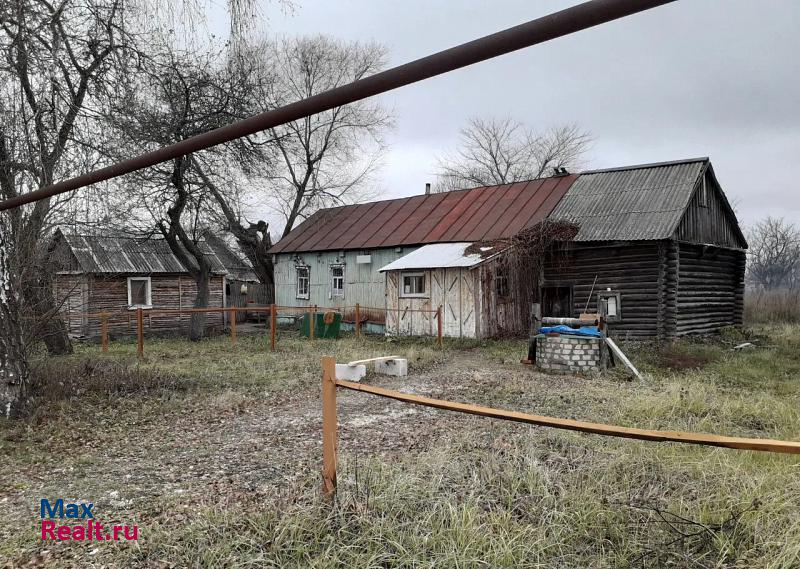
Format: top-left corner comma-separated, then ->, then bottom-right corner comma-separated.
0,0 -> 676,211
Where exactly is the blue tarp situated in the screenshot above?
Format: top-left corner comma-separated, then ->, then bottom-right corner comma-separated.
538,325 -> 602,338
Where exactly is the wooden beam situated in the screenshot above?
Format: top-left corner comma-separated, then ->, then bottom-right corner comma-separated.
334,380 -> 800,455
347,355 -> 401,366
321,356 -> 338,495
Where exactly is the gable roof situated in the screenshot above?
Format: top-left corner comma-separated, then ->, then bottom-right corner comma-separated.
270,157 -> 745,254
203,233 -> 259,282
53,230 -> 227,275
269,175 -> 577,253
549,158 -> 708,241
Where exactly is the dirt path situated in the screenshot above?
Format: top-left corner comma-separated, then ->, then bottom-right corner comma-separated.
2,349 -> 594,546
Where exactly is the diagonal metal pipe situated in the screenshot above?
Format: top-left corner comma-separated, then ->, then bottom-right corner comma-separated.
0,0 -> 676,211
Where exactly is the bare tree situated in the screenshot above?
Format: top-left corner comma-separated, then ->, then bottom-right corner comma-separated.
747,217 -> 800,290
0,0 -> 134,415
434,118 -> 591,192
105,45 -> 268,340
260,36 -> 393,237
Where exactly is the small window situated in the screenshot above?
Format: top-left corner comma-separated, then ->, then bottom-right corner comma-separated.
296,266 -> 310,300
598,291 -> 621,322
401,272 -> 426,297
495,267 -> 509,298
330,265 -> 344,298
127,277 -> 152,308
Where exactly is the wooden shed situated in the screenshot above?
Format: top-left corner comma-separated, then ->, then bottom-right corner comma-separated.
50,230 -> 229,339
380,243 -> 506,338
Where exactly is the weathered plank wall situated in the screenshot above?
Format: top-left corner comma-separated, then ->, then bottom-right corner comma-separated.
675,170 -> 746,249
385,267 -> 475,338
475,255 -> 526,338
55,274 -> 225,338
674,243 -> 746,335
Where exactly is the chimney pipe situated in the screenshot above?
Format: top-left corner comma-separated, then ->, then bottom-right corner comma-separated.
425,182 -> 431,195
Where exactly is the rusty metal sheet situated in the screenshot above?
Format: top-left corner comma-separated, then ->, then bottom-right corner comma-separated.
394,192 -> 449,245
437,185 -> 501,242
361,195 -> 427,249
422,188 -> 480,242
461,182 -> 523,242
270,174 -> 581,253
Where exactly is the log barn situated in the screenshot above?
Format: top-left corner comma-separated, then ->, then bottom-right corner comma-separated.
269,158 -> 747,340
50,229 -> 239,339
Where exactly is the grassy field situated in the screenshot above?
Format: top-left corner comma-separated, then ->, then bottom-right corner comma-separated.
2,328 -> 799,568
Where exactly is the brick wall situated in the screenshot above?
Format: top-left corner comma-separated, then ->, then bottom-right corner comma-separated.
536,335 -> 602,374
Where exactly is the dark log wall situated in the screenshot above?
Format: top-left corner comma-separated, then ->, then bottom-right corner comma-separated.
542,241 -> 664,339
674,243 -> 745,335
674,170 -> 747,249
54,274 -> 224,338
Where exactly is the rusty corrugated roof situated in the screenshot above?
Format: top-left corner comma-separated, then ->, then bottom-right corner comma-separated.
58,232 -> 227,275
269,175 -> 577,253
550,158 -> 708,241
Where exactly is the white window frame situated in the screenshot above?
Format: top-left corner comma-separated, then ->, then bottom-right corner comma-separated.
400,271 -> 427,298
127,276 -> 152,309
598,291 -> 621,322
330,265 -> 345,298
296,266 -> 310,300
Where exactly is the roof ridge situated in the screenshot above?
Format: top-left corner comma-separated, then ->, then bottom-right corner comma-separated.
579,157 -> 708,175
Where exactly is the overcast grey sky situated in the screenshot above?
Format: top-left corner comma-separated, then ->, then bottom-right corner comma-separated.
210,0 -> 800,232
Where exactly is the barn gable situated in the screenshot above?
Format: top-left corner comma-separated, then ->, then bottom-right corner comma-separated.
673,162 -> 747,250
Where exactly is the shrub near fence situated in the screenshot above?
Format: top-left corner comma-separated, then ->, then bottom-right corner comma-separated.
64,304 -> 443,358
744,290 -> 800,324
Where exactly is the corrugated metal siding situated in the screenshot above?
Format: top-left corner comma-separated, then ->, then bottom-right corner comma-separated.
59,233 -> 226,275
549,160 -> 706,241
269,176 -> 577,253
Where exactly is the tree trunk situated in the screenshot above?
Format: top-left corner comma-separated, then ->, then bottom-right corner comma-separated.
0,214 -> 28,418
21,266 -> 73,355
188,270 -> 210,342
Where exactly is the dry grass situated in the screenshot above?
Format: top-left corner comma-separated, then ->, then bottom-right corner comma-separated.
2,328 -> 799,568
745,289 -> 800,324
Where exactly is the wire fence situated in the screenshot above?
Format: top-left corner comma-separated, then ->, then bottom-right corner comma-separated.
60,303 -> 443,358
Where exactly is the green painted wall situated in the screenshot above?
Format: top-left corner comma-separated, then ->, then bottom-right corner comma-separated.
274,247 -> 418,318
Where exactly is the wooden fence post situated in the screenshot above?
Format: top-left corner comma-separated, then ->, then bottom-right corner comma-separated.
437,305 -> 443,347
355,303 -> 361,338
136,307 -> 144,360
310,304 -> 317,340
230,307 -> 237,346
321,356 -> 338,495
100,312 -> 109,353
270,304 -> 277,351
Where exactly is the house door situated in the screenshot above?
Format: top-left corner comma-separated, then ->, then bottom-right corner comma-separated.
541,286 -> 572,318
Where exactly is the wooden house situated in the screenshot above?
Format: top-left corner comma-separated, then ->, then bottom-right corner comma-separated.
50,230 -> 241,339
269,158 -> 747,340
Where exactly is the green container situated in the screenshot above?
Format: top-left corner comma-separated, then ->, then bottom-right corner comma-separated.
300,311 -> 342,338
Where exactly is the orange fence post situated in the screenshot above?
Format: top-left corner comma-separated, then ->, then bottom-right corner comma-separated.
321,356 -> 338,495
230,307 -> 237,346
270,304 -> 277,351
136,307 -> 144,360
437,305 -> 443,347
101,312 -> 109,353
310,304 -> 317,340
355,303 -> 361,338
